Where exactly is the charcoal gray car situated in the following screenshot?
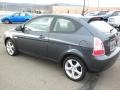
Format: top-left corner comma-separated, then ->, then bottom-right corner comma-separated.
4,14 -> 120,81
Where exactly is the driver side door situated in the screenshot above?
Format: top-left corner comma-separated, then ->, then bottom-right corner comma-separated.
10,13 -> 21,22
16,16 -> 54,57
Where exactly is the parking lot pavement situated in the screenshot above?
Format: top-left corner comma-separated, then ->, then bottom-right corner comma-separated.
0,24 -> 120,90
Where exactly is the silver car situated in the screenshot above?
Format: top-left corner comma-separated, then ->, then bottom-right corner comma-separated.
108,11 -> 120,30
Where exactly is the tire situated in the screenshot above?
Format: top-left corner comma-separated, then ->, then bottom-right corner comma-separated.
63,56 -> 86,81
118,26 -> 120,31
6,39 -> 18,56
4,19 -> 10,24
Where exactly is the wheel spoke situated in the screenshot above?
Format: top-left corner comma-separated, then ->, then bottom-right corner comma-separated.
71,70 -> 75,78
74,62 -> 80,68
75,69 -> 82,76
10,45 -> 14,51
11,45 -> 14,48
9,42 -> 12,46
10,47 -> 13,53
7,47 -> 10,52
6,45 -> 10,48
68,60 -> 74,67
65,66 -> 72,71
9,49 -> 13,54
7,42 -> 10,47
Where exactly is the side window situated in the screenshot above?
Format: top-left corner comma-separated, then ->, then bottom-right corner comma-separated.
53,18 -> 76,33
25,17 -> 53,32
20,13 -> 26,16
13,13 -> 19,16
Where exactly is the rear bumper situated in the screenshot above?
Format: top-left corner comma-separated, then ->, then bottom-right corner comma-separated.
86,47 -> 120,72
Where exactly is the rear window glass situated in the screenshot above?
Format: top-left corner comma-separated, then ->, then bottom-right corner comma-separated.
89,21 -> 117,33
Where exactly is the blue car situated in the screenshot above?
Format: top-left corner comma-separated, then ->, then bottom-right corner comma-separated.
1,12 -> 32,24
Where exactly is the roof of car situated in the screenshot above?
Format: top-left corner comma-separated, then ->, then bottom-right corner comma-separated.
33,14 -> 93,23
37,14 -> 83,18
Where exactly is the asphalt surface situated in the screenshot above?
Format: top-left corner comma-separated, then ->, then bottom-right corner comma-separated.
0,23 -> 120,90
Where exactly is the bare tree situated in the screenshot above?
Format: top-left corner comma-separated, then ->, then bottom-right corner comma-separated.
97,0 -> 99,10
82,0 -> 85,16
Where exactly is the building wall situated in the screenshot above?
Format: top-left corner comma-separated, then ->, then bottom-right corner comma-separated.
52,6 -> 84,14
52,6 -> 120,14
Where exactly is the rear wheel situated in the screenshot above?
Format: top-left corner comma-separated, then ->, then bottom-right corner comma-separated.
63,56 -> 86,81
4,19 -> 10,24
6,39 -> 18,56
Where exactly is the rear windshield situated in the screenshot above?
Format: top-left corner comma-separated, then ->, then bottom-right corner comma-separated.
89,21 -> 117,33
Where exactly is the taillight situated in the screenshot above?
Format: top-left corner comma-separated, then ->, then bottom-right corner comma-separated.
92,37 -> 105,56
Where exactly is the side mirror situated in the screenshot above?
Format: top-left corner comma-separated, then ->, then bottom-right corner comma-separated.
15,25 -> 24,32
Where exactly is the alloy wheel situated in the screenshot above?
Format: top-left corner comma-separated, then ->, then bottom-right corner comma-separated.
6,40 -> 15,55
65,59 -> 83,80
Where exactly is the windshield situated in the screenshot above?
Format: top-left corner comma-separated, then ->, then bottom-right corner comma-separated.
89,21 -> 117,33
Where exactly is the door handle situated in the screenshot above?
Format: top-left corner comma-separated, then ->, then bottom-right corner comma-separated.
39,35 -> 45,39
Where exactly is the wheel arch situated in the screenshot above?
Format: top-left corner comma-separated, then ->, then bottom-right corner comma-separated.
60,50 -> 88,71
5,37 -> 16,46
4,37 -> 11,45
4,18 -> 12,23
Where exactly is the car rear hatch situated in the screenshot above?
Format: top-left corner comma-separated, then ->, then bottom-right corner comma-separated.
89,21 -> 118,55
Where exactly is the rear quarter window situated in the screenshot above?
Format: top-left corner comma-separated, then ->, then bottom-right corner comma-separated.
52,18 -> 81,33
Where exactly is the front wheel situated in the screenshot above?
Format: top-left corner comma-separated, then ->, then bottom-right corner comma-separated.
6,39 -> 18,56
63,56 -> 86,81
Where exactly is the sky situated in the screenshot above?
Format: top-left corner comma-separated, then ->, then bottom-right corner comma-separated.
1,0 -> 120,7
